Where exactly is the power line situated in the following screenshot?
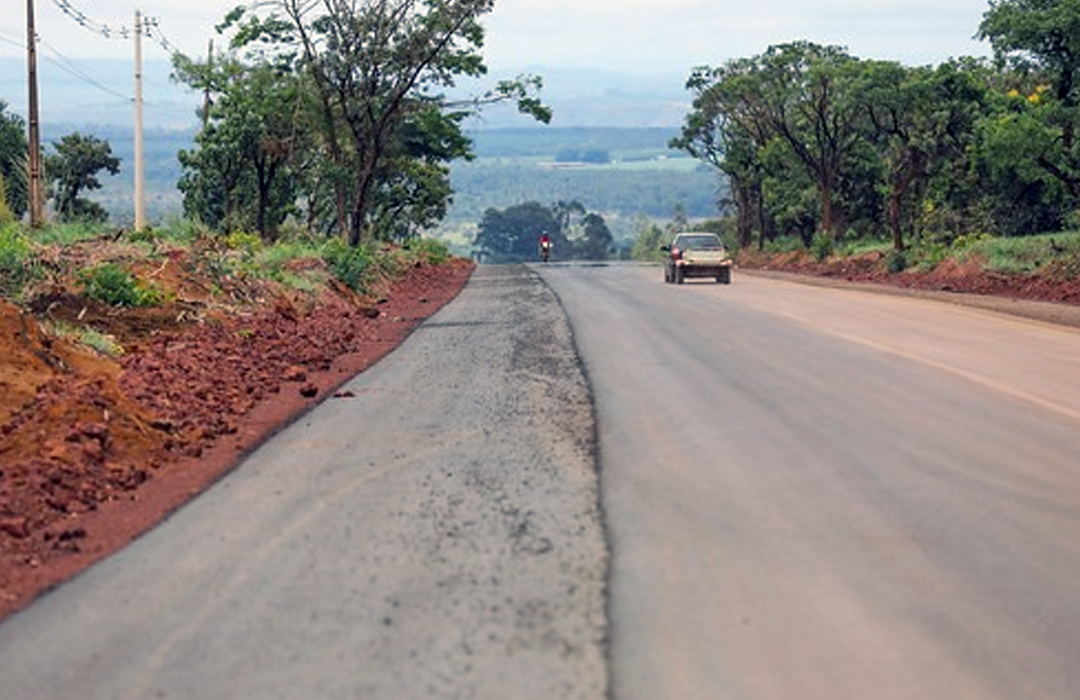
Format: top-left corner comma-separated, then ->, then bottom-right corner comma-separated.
50,0 -> 181,56
0,30 -> 24,50
39,35 -> 133,103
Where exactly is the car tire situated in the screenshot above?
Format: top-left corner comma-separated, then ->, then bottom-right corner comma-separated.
675,267 -> 684,285
717,268 -> 731,284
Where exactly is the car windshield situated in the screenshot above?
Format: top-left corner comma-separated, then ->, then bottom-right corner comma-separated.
675,234 -> 722,251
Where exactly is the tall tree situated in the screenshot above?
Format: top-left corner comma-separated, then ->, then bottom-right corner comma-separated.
674,60 -> 777,249
45,133 -> 120,222
858,60 -> 989,249
175,51 -> 301,239
751,42 -> 864,240
979,0 -> 1080,196
230,0 -> 550,245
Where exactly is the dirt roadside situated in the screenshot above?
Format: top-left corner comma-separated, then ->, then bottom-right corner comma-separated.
1,256 -> 474,621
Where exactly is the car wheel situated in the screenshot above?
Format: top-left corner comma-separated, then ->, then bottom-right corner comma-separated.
717,268 -> 731,284
675,267 -> 684,285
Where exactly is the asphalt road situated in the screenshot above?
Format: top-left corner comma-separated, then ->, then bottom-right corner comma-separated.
0,265 -> 608,700
536,263 -> 1080,700
3,263 -> 1080,700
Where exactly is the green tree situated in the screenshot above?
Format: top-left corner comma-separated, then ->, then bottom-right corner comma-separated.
0,101 -> 28,219
675,59 -> 775,249
474,201 -> 561,261
231,0 -> 550,246
858,60 -> 989,249
752,42 -> 864,240
174,51 -> 300,239
675,44 -> 866,246
979,0 -> 1080,201
578,212 -> 613,260
45,133 -> 120,222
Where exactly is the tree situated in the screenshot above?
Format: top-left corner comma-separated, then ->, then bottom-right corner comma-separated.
578,212 -> 613,260
174,51 -> 301,239
474,201 -> 561,261
675,45 -> 866,246
0,101 -> 28,219
751,43 -> 864,240
45,133 -> 120,222
675,60 -> 775,249
979,0 -> 1080,199
228,0 -> 550,246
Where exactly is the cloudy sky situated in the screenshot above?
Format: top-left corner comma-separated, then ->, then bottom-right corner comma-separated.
2,0 -> 994,74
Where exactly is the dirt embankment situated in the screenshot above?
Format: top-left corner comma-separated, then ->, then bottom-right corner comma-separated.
0,254 -> 474,621
738,249 -> 1080,328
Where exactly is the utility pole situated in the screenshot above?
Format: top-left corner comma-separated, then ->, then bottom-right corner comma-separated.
133,10 -> 146,231
26,0 -> 44,227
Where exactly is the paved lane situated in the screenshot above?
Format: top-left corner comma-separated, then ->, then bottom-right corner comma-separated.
539,263 -> 1080,700
0,266 -> 607,700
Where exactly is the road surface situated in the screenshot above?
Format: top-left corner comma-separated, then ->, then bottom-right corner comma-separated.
537,263 -> 1080,700
0,265 -> 608,700
3,263 -> 1080,700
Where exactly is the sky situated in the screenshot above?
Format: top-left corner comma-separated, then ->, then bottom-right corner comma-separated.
0,0 -> 996,128
2,0 -> 994,74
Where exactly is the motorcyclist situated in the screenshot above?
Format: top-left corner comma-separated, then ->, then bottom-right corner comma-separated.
539,232 -> 552,262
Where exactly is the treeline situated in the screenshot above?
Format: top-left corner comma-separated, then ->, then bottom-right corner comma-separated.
674,2 -> 1080,252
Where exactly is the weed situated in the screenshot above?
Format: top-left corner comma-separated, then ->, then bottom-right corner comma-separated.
405,238 -> 450,265
0,225 -> 39,299
810,233 -> 834,262
79,263 -> 161,307
42,320 -> 124,358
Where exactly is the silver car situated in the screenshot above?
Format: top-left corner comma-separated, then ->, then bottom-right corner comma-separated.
661,232 -> 733,284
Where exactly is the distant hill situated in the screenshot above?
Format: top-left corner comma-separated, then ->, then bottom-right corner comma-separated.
1,58 -> 691,130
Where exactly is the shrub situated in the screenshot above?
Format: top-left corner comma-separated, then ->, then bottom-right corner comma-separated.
322,239 -> 376,292
0,173 -> 14,228
405,238 -> 449,265
0,225 -> 36,298
810,233 -> 834,262
80,263 -> 160,307
885,249 -> 908,273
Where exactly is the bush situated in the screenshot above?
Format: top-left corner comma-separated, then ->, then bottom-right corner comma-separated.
0,174 -> 14,228
885,249 -> 908,273
405,238 -> 449,265
0,225 -> 38,299
810,233 -> 834,262
79,263 -> 160,307
322,239 -> 376,292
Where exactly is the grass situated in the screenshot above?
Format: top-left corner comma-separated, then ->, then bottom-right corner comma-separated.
968,232 -> 1080,275
41,320 -> 125,358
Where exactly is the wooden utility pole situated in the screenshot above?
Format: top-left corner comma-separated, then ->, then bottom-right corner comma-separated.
133,10 -> 146,231
26,0 -> 44,227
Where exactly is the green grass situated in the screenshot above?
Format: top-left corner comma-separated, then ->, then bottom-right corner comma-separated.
968,232 -> 1080,275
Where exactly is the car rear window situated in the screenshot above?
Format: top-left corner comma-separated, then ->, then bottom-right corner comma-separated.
675,235 -> 722,250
